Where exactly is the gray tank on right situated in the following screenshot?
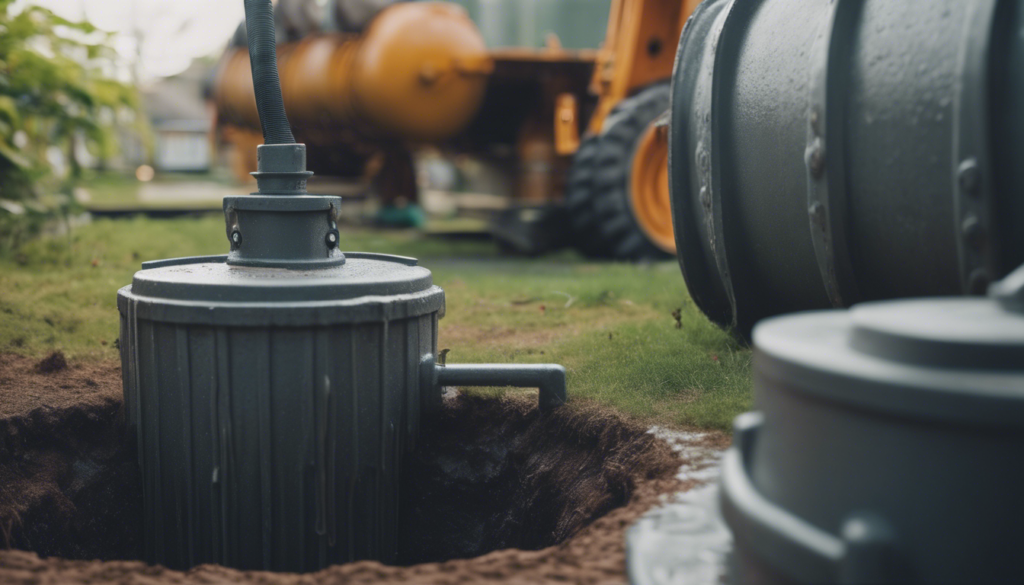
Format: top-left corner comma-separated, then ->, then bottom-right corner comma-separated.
669,0 -> 1024,337
720,262 -> 1024,583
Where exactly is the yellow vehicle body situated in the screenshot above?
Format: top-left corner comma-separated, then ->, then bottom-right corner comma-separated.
584,0 -> 700,255
589,0 -> 700,135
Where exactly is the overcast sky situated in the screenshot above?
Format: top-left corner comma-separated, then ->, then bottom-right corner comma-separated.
12,0 -> 248,83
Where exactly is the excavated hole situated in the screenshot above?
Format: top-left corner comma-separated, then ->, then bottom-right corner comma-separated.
0,383 -> 678,571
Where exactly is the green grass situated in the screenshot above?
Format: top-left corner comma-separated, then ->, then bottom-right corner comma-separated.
78,172 -> 144,207
79,171 -> 227,210
0,215 -> 751,430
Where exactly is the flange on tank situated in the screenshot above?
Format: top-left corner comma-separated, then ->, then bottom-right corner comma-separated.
718,263 -> 1024,583
118,0 -> 565,572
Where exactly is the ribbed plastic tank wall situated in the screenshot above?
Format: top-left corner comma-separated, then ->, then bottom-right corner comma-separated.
118,253 -> 444,572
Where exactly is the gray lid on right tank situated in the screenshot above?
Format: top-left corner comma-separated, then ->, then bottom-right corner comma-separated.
752,264 -> 1024,428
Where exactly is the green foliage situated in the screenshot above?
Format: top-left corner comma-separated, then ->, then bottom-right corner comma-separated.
0,0 -> 138,250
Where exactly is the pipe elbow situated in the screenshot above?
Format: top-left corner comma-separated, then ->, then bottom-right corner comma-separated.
535,364 -> 567,409
422,356 -> 568,411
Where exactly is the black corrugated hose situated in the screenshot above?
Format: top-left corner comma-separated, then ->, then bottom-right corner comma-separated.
243,0 -> 296,145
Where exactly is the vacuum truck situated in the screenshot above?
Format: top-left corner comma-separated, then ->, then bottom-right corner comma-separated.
213,0 -> 701,259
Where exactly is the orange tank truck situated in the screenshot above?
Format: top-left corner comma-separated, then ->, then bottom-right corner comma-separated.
214,2 -> 492,190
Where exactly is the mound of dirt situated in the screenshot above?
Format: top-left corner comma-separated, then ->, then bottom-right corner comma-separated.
0,354 -> 136,560
0,354 -> 121,419
0,353 -> 723,584
35,351 -> 68,374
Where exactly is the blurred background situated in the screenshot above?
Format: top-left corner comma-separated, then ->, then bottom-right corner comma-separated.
0,0 -> 636,255
0,0 -> 243,250
3,0 -> 697,263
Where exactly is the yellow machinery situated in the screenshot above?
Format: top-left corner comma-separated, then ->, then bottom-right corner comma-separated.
215,2 -> 491,205
563,0 -> 701,258
213,0 -> 702,259
217,3 -> 491,142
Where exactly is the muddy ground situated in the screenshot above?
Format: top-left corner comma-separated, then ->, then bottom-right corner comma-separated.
0,353 -> 727,584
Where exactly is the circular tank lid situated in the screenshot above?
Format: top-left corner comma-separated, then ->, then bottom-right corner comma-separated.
753,277 -> 1024,427
130,252 -> 434,303
849,298 -> 1024,371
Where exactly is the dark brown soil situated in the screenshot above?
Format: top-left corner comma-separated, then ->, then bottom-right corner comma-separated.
0,353 -> 723,584
0,354 -> 121,419
398,393 -> 682,565
0,354 -> 135,560
34,351 -> 68,374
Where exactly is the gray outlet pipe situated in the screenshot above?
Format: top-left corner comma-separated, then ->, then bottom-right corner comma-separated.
421,355 -> 567,411
243,0 -> 296,145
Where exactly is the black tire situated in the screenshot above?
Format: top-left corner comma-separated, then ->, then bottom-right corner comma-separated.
564,134 -> 605,257
565,83 -> 672,261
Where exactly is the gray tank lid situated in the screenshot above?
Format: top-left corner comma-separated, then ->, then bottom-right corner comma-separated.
131,252 -> 432,303
849,299 -> 1024,371
753,265 -> 1024,428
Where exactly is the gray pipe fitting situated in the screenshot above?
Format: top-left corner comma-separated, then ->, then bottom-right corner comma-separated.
420,355 -> 567,411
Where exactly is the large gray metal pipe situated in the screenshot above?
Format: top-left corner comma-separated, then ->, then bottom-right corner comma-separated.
669,0 -> 1024,337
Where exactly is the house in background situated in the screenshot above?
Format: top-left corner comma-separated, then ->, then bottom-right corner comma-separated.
142,59 -> 216,173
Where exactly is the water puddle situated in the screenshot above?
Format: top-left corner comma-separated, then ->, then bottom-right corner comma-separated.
628,427 -> 732,585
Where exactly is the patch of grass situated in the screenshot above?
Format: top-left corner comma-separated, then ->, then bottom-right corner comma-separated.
558,320 -> 750,430
79,171 -> 229,210
0,216 -> 499,359
78,172 -> 145,207
0,216 -> 752,430
434,262 -> 749,430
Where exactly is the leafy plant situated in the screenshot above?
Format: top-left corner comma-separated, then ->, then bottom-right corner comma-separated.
0,0 -> 138,251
